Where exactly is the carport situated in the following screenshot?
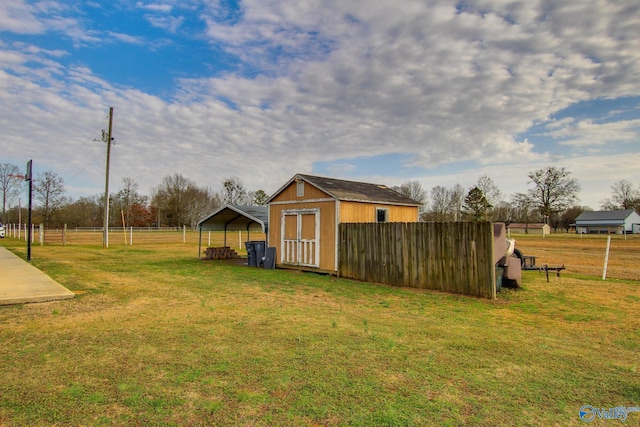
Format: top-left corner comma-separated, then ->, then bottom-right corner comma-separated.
196,204 -> 268,260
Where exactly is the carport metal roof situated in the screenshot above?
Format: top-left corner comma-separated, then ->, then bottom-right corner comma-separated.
196,204 -> 268,258
198,204 -> 268,233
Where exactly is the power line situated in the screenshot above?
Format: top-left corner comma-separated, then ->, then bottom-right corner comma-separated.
57,113 -> 115,190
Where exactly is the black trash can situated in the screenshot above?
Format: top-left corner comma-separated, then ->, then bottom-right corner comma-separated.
245,241 -> 266,267
245,241 -> 257,267
253,241 -> 266,267
263,247 -> 276,269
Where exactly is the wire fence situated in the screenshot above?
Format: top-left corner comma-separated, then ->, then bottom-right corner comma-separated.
3,223 -> 639,281
2,223 -> 266,252
510,232 -> 640,281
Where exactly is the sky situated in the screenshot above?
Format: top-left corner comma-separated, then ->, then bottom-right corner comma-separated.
1,0 -> 639,210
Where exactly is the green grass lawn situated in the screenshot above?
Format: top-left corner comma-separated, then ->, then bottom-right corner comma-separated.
1,239 -> 639,426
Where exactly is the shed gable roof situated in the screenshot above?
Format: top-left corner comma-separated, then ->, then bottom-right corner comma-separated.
267,173 -> 421,206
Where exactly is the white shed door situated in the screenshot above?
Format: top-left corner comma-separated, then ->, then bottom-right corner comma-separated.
281,209 -> 320,267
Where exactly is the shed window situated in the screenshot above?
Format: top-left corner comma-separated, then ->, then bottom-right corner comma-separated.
376,208 -> 388,223
296,180 -> 304,197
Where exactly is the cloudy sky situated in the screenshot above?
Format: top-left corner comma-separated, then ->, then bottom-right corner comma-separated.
1,0 -> 639,209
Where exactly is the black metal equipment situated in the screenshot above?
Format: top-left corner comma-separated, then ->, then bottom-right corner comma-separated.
513,248 -> 565,282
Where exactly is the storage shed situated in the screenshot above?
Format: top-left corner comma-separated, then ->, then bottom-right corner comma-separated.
267,174 -> 421,273
507,223 -> 550,235
574,209 -> 640,234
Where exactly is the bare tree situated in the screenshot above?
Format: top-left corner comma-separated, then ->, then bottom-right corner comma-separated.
601,180 -> 639,211
63,196 -> 102,228
33,171 -> 67,226
600,198 -> 619,211
475,175 -> 503,215
151,174 -> 195,227
0,163 -> 24,220
425,184 -> 463,221
114,177 -> 150,227
392,181 -> 428,213
427,186 -> 452,221
185,186 -> 222,229
527,166 -> 581,224
152,174 -> 223,228
511,192 -> 537,226
450,184 -> 465,221
221,177 -> 249,205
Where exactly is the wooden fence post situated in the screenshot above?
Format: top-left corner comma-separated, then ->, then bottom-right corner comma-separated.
602,235 -> 611,280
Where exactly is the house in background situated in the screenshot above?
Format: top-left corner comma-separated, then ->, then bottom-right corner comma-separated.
267,173 -> 421,273
574,209 -> 640,234
507,223 -> 550,235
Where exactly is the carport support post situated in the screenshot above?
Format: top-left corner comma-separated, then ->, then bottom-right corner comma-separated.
198,226 -> 202,260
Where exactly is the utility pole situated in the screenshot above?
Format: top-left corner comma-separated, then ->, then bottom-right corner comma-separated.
103,107 -> 114,248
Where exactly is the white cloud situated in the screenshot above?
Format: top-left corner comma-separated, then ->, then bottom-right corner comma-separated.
0,0 -> 639,207
565,152 -> 640,208
0,49 -> 27,66
107,32 -> 146,45
145,15 -> 184,33
545,117 -> 575,130
0,0 -> 44,34
552,119 -> 640,147
0,0 -> 103,44
20,44 -> 67,58
43,16 -> 103,45
136,2 -> 173,13
192,0 -> 640,168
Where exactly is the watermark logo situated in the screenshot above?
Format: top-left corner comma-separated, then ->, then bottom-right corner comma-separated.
579,405 -> 640,422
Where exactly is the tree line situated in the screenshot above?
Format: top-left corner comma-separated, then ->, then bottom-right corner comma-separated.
0,163 -> 267,229
1,162 -> 639,230
393,167 -> 639,230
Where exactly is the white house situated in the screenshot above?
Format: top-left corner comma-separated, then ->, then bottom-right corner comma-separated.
574,210 -> 640,234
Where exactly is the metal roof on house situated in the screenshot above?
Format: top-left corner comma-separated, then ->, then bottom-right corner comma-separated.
197,204 -> 268,233
575,209 -> 635,223
268,173 -> 422,206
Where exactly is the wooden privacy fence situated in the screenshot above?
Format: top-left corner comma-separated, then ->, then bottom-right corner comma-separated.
338,222 -> 496,299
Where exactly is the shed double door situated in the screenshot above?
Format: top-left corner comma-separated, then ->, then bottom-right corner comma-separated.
281,209 -> 320,268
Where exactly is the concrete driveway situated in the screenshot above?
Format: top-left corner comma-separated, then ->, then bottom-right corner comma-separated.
0,247 -> 75,305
